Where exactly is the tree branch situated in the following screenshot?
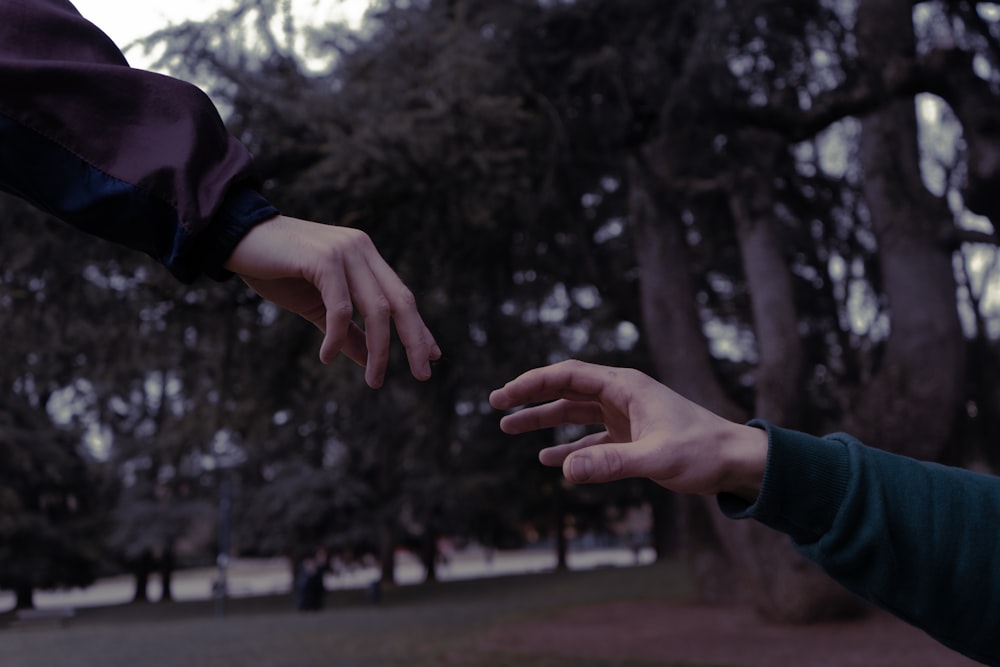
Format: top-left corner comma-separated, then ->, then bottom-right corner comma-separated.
727,48 -> 971,141
952,227 -> 1000,247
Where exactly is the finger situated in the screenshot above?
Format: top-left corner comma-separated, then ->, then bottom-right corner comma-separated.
562,440 -> 655,484
342,253 -> 392,388
364,255 -> 441,381
490,360 -> 618,409
320,321 -> 368,368
538,431 -> 611,467
317,262 -> 356,366
498,399 -> 605,435
337,322 -> 368,368
310,302 -> 367,369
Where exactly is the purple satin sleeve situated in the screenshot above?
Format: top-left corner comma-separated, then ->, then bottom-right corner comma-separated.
0,0 -> 278,281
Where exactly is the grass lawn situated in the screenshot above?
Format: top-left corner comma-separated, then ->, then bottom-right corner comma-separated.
0,558 -> 713,667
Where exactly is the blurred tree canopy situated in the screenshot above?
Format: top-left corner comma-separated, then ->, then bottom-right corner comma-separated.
4,0 -> 1000,624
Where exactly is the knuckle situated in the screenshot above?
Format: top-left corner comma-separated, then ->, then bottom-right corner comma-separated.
367,295 -> 391,318
601,447 -> 626,479
298,303 -> 326,324
330,300 -> 355,320
321,243 -> 346,265
395,286 -> 417,309
324,228 -> 370,260
344,227 -> 373,250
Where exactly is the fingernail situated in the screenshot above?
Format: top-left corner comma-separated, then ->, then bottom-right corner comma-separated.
569,456 -> 592,481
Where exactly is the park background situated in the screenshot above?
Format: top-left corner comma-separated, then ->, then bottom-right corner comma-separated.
3,0 -> 1000,664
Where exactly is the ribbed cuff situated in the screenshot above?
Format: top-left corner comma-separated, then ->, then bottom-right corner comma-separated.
718,419 -> 852,546
198,186 -> 280,282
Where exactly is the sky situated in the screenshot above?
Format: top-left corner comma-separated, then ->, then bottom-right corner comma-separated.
70,0 -> 368,65
71,0 -> 232,48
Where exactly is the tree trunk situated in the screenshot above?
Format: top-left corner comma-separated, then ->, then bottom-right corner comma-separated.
628,152 -> 746,603
420,529 -> 439,584
552,483 -> 569,572
728,130 -> 806,430
629,151 -> 743,600
647,485 -> 678,559
629,154 -> 745,419
847,0 -> 965,461
131,550 -> 153,603
554,516 -> 569,572
159,542 -> 175,603
378,519 -> 396,586
629,145 -> 863,621
14,584 -> 34,611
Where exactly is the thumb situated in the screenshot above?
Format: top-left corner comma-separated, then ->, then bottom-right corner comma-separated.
563,444 -> 637,484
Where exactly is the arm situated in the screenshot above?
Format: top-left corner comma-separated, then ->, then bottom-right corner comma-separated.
0,0 -> 440,385
490,359 -> 1000,664
729,422 -> 1000,665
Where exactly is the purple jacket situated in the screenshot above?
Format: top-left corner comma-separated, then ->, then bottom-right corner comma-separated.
0,0 -> 279,282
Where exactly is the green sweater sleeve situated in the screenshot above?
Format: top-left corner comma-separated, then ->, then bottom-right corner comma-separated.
720,420 -> 1000,665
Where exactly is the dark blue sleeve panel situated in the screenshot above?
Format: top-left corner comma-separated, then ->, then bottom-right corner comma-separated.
0,0 -> 279,282
0,113 -> 278,282
721,421 -> 1000,665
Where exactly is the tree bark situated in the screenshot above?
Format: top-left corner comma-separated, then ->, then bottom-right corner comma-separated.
379,519 -> 397,586
628,151 -> 746,604
723,131 -> 864,622
630,136 -> 864,621
728,130 -> 806,430
14,584 -> 34,611
159,542 -> 175,603
553,484 -> 569,572
131,550 -> 153,603
647,485 -> 678,559
846,0 -> 965,461
420,528 -> 439,583
377,432 -> 397,586
628,153 -> 744,419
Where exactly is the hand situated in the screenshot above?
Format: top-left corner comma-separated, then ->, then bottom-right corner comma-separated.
489,360 -> 767,502
224,215 -> 441,388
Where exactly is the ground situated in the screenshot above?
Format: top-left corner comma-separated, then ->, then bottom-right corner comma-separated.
477,598 -> 984,667
1,558 -> 986,666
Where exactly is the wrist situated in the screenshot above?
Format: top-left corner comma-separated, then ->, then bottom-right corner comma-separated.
719,423 -> 768,503
223,213 -> 290,275
207,189 -> 279,280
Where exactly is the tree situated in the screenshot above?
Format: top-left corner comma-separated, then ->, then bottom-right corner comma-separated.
0,391 -> 104,610
0,195 -> 128,609
139,0 -> 652,584
0,189 -> 276,603
134,0 -> 1000,624
614,0 -> 994,620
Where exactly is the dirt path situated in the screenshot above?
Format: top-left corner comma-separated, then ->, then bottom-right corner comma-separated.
478,598 -> 985,666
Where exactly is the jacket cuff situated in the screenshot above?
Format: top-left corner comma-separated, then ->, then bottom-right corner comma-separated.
718,419 -> 853,546
197,186 -> 279,282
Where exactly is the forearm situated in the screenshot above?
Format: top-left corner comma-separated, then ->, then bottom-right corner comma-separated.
723,421 -> 1000,664
714,422 -> 768,503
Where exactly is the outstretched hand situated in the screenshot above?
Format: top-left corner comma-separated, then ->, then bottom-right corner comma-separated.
224,215 -> 441,388
489,360 -> 767,502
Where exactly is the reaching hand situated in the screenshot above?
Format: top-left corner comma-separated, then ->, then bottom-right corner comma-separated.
224,215 -> 441,388
489,359 -> 767,502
